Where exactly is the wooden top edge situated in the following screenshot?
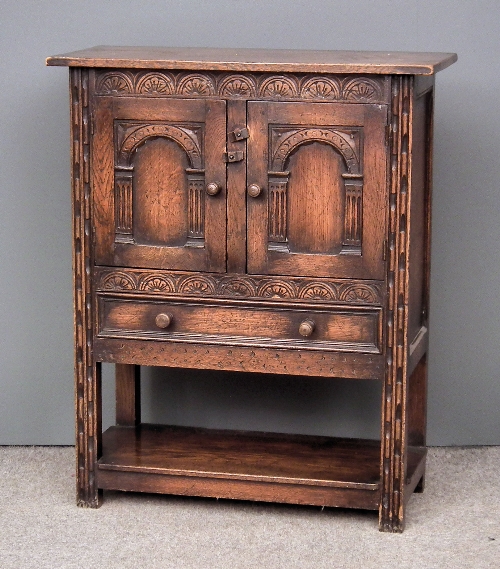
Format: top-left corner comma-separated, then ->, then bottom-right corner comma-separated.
46,46 -> 457,75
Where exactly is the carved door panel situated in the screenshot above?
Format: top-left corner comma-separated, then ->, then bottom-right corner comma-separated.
92,97 -> 227,272
247,101 -> 387,279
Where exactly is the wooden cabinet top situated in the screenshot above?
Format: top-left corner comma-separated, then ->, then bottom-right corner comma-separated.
46,46 -> 457,75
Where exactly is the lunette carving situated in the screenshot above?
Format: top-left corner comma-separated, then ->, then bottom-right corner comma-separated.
97,268 -> 384,305
71,68 -> 101,507
218,74 -> 256,98
136,72 -> 175,95
95,70 -> 388,103
380,75 -> 413,533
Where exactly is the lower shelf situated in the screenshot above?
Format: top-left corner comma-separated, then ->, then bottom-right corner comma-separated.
97,424 -> 426,511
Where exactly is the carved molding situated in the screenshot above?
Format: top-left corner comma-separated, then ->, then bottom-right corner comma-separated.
343,179 -> 363,249
117,123 -> 203,169
187,172 -> 205,241
96,268 -> 384,305
71,68 -> 101,507
95,71 -> 388,103
271,127 -> 360,173
380,75 -> 413,532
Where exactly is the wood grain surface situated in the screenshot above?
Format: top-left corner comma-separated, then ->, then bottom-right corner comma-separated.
47,46 -> 457,75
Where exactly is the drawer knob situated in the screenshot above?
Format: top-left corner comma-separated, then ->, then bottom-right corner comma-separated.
298,319 -> 315,337
206,182 -> 222,196
247,183 -> 262,198
155,313 -> 174,329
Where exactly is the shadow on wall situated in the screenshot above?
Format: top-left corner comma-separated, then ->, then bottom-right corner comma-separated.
137,366 -> 382,440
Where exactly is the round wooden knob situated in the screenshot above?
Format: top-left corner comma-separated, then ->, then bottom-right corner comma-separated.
298,319 -> 315,337
247,183 -> 262,198
206,182 -> 222,196
155,313 -> 173,329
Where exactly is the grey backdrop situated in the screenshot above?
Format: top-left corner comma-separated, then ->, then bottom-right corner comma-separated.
1,0 -> 499,446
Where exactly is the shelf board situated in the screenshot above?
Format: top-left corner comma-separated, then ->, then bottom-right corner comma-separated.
96,424 -> 424,510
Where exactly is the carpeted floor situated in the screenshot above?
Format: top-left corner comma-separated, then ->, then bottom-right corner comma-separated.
0,446 -> 498,568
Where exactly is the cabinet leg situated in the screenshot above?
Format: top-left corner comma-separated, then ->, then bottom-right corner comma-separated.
75,362 -> 102,508
116,364 -> 141,426
379,509 -> 406,533
408,354 -> 428,492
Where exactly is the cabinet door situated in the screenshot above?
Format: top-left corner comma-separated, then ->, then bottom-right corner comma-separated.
247,101 -> 387,280
92,97 -> 227,272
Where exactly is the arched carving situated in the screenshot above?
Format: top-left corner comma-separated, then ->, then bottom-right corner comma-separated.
271,128 -> 360,174
177,74 -> 216,96
343,77 -> 382,101
259,76 -> 299,98
138,274 -> 176,293
118,124 -> 203,169
218,74 -> 256,98
257,280 -> 297,299
102,272 -> 136,290
301,77 -> 342,100
96,71 -> 134,94
136,72 -> 175,95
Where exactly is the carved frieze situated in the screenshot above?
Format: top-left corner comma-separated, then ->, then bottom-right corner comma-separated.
96,268 -> 384,305
95,70 -> 389,103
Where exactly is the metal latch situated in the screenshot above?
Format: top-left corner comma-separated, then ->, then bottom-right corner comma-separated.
224,150 -> 244,162
229,127 -> 249,142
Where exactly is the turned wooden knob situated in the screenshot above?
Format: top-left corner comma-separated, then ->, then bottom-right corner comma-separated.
206,182 -> 222,196
155,313 -> 174,329
247,183 -> 262,198
298,319 -> 315,337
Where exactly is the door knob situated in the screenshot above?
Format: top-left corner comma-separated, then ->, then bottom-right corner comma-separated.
206,182 -> 222,196
298,319 -> 315,337
247,183 -> 262,198
155,313 -> 174,329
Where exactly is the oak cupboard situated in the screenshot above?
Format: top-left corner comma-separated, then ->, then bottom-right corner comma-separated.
46,47 -> 456,532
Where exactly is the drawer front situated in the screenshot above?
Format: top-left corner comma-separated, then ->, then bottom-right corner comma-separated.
98,297 -> 382,353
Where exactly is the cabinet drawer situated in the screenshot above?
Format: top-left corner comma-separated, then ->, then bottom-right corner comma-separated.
98,297 -> 382,353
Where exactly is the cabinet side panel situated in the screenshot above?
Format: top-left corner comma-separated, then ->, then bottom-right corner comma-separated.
408,84 -> 434,344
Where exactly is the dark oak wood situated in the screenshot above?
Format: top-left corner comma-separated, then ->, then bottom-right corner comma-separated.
96,424 -> 427,510
46,46 -> 457,75
93,337 -> 386,380
115,364 -> 141,426
49,47 -> 456,532
98,296 -> 382,353
246,101 -> 387,279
